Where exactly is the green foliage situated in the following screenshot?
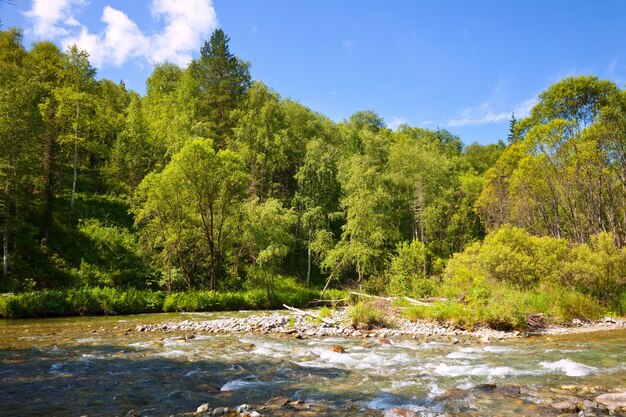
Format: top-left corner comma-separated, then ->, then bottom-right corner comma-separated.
349,301 -> 391,329
0,288 -> 165,318
0,284 -> 321,318
387,240 -> 436,297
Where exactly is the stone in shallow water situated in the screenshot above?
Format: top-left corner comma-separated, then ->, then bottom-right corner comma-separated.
196,403 -> 210,413
497,384 -> 521,396
435,388 -> 468,401
328,344 -> 345,353
550,398 -> 577,412
595,392 -> 626,409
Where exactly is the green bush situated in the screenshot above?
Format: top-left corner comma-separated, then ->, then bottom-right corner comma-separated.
349,301 -> 391,329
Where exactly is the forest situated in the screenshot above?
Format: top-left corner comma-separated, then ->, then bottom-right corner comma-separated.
1,27 -> 625,324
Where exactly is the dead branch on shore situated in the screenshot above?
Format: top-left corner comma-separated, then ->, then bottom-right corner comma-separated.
283,304 -> 336,325
349,291 -> 432,306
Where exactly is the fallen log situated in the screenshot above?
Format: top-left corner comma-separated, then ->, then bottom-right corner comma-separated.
283,304 -> 336,325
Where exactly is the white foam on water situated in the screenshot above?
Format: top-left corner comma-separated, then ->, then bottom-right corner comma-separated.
482,345 -> 516,353
76,337 -> 98,344
81,353 -> 106,360
390,379 -> 416,390
426,382 -> 445,398
366,394 -> 442,416
539,359 -> 597,376
127,341 -> 153,349
220,377 -> 265,391
433,363 -> 525,378
395,340 -> 446,350
156,349 -> 187,358
49,362 -> 72,377
446,350 -> 480,360
456,380 -> 475,390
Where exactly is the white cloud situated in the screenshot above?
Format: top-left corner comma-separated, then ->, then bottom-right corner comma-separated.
25,0 -> 87,38
446,82 -> 538,128
27,0 -> 219,68
388,116 -> 408,131
150,0 -> 218,65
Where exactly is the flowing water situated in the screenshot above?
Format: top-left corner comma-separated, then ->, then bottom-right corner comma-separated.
1,311 -> 625,416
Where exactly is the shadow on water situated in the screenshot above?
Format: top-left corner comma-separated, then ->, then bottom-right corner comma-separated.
1,342 -> 393,417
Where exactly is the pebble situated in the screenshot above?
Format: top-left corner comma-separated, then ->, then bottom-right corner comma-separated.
196,403 -> 210,413
132,307 -> 626,341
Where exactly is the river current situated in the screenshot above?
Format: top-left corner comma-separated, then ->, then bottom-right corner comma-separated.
1,311 -> 625,416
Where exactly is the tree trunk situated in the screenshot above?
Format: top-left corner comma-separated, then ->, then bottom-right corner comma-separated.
71,141 -> 78,209
2,214 -> 8,279
306,243 -> 311,287
71,105 -> 79,210
42,125 -> 55,241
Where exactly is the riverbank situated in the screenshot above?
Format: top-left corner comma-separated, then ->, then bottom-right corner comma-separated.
0,287 -> 343,318
134,306 -> 626,340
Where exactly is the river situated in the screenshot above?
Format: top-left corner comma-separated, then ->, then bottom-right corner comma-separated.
1,311 -> 625,416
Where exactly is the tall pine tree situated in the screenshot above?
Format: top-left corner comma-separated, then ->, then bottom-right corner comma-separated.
191,29 -> 251,150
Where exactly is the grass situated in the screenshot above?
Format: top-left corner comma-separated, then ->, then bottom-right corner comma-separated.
402,284 -> 610,331
349,301 -> 392,329
0,285 -> 323,319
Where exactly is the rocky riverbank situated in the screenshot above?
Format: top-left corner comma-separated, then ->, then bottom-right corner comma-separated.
123,384 -> 626,417
134,307 -> 626,341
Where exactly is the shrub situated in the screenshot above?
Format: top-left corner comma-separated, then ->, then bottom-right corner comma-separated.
349,301 -> 391,329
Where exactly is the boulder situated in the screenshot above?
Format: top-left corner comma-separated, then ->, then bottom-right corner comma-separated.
595,392 -> 626,409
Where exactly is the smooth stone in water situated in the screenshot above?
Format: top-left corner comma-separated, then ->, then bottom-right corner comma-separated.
497,384 -> 521,396
196,403 -> 210,413
550,398 -> 577,412
211,407 -> 227,416
595,392 -> 626,409
328,345 -> 345,353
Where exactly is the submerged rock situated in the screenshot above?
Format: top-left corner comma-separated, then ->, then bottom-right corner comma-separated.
497,384 -> 521,396
436,388 -> 468,401
328,344 -> 346,353
550,397 -> 578,412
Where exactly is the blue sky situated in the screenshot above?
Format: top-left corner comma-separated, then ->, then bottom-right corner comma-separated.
2,1 -> 625,145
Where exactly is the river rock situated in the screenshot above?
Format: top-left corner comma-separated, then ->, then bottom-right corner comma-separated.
595,392 -> 626,409
473,383 -> 497,393
235,404 -> 252,413
497,384 -> 521,396
211,407 -> 227,415
196,403 -> 210,413
378,338 -> 392,345
550,397 -> 578,412
241,342 -> 256,351
266,391 -> 290,407
125,411 -> 141,417
328,345 -> 345,353
435,388 -> 468,400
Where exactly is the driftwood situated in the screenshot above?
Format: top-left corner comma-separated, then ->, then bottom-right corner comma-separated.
283,304 -> 335,325
349,291 -> 432,306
